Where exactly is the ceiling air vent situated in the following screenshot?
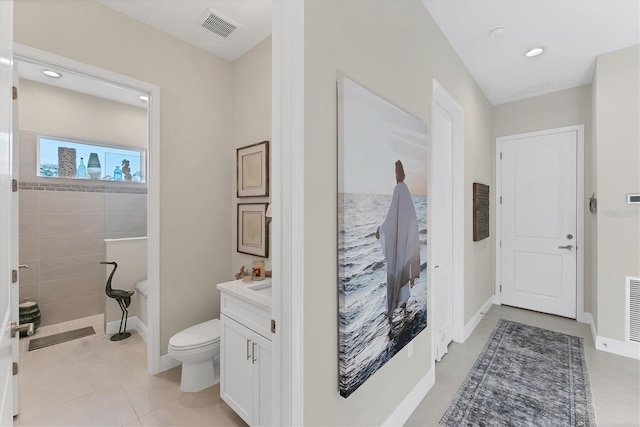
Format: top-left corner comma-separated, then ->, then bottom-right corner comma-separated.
197,9 -> 240,38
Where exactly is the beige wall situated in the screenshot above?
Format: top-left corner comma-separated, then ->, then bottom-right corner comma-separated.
14,0 -> 235,353
232,37 -> 272,277
593,45 -> 640,341
493,85 -> 594,316
19,79 -> 147,149
303,1 -> 492,424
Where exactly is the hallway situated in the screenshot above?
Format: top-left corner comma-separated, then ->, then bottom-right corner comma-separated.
407,305 -> 640,426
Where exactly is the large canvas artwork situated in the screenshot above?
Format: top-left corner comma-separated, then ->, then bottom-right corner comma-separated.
337,77 -> 428,398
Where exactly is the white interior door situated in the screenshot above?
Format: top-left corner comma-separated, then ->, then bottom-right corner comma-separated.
0,0 -> 15,423
431,102 -> 454,361
500,129 -> 577,318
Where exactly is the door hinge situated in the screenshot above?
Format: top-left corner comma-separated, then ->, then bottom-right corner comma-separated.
500,196 -> 502,204
500,152 -> 502,160
500,240 -> 502,248
271,319 -> 276,334
12,179 -> 18,192
13,362 -> 18,375
11,269 -> 17,283
500,284 -> 502,293
12,86 -> 17,100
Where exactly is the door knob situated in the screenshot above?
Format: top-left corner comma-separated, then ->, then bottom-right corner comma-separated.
19,264 -> 28,269
11,321 -> 34,338
558,245 -> 573,250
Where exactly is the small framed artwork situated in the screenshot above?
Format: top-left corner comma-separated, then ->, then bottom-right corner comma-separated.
237,203 -> 269,257
237,141 -> 269,197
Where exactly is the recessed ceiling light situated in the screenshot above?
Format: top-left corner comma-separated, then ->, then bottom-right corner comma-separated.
139,95 -> 149,102
488,26 -> 505,38
525,47 -> 544,58
42,70 -> 61,78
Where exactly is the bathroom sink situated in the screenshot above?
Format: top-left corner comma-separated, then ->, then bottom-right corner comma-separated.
246,281 -> 272,296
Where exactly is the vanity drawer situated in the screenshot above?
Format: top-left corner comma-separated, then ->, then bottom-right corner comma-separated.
220,293 -> 271,339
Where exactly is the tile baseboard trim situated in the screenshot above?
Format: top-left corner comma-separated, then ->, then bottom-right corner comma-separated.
463,296 -> 494,342
382,367 -> 435,427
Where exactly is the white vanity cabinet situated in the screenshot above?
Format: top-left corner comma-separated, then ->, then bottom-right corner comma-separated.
217,280 -> 272,427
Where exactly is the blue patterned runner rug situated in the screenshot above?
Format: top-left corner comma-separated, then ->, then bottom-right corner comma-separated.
440,319 -> 596,426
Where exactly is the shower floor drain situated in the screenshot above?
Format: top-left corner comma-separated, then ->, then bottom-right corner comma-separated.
28,326 -> 96,351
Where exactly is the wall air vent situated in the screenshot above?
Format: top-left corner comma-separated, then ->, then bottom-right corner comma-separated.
197,9 -> 240,38
626,276 -> 640,343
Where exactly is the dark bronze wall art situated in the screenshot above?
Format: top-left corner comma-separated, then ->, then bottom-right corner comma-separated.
473,183 -> 490,241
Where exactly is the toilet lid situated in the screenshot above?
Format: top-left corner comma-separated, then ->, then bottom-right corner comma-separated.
169,319 -> 220,349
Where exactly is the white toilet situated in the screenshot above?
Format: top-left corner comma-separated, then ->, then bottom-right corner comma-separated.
168,318 -> 220,392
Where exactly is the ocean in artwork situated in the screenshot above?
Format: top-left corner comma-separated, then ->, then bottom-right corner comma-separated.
338,192 -> 427,398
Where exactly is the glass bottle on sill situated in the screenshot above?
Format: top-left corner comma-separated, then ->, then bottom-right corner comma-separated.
113,165 -> 123,181
77,157 -> 86,178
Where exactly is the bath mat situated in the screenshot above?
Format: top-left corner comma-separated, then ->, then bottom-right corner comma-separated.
440,319 -> 596,426
28,326 -> 96,351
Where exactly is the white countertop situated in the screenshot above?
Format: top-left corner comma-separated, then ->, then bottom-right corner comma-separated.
216,278 -> 272,311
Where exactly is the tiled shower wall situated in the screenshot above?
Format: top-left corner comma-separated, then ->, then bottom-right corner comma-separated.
19,182 -> 147,326
17,80 -> 149,327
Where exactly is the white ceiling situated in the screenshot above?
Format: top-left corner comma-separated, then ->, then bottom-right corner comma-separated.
422,0 -> 640,105
96,0 -> 272,62
19,1 -> 639,108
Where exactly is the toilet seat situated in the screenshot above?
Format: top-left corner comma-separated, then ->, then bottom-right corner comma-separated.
169,318 -> 220,351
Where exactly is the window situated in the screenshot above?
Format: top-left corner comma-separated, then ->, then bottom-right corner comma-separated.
38,136 -> 145,182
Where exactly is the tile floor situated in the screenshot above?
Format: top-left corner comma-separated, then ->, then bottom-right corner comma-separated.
15,307 -> 640,426
15,315 -> 246,427
406,304 -> 640,426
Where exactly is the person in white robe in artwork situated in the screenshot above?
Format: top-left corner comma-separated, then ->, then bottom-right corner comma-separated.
376,160 -> 421,320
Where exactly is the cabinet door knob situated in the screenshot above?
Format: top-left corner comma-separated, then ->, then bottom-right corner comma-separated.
246,339 -> 252,360
252,342 -> 257,364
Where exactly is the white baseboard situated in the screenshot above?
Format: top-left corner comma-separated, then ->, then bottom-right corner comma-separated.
463,297 -> 494,342
106,316 -> 139,335
382,367 -> 435,426
106,316 -> 147,343
579,312 -> 639,360
595,336 -> 640,360
159,354 -> 181,373
581,312 -> 597,345
136,318 -> 148,342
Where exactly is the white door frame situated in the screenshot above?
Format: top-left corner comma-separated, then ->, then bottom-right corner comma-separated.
271,0 -> 305,425
0,0 -> 14,422
12,43 -> 163,373
430,80 -> 465,354
495,125 -> 585,321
